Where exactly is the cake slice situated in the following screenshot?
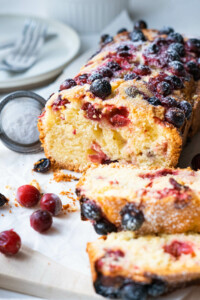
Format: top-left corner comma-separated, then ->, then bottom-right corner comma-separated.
38,22 -> 200,172
87,231 -> 200,299
76,164 -> 200,235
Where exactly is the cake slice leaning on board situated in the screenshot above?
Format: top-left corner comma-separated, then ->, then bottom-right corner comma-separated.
38,23 -> 200,172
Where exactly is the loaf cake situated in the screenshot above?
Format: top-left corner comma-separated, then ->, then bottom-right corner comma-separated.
76,163 -> 200,235
87,231 -> 200,299
38,22 -> 200,172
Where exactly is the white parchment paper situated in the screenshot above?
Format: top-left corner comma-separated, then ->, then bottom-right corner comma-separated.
0,10 -> 200,300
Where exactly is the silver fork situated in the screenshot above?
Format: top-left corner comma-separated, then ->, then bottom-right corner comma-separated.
0,19 -> 47,72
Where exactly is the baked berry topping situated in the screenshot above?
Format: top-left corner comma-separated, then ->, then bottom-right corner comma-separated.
117,45 -> 130,52
106,61 -> 121,71
164,75 -> 184,89
169,178 -> 185,190
33,158 -> 51,173
160,97 -> 178,107
52,95 -> 70,108
120,204 -> 144,231
178,101 -> 192,119
40,193 -> 62,216
16,185 -> 40,208
186,61 -> 200,80
156,81 -> 172,96
169,61 -> 185,76
81,199 -> 102,221
82,102 -> 102,121
101,34 -> 113,45
89,142 -> 108,164
88,73 -> 103,82
0,193 -> 8,207
94,219 -> 117,235
167,49 -> 181,61
108,107 -> 130,127
0,230 -> 21,256
146,43 -> 159,54
90,79 -> 111,99
191,154 -> 200,170
75,74 -> 88,85
168,43 -> 185,56
30,210 -> 53,233
130,30 -> 146,42
94,276 -> 123,298
99,66 -> 113,78
148,280 -> 167,297
139,169 -> 177,179
121,283 -> 148,300
168,32 -> 184,43
124,73 -> 140,81
125,86 -> 142,98
117,28 -> 128,34
147,97 -> 161,106
59,79 -> 77,91
159,26 -> 174,35
165,107 -> 185,128
164,240 -> 194,258
185,38 -> 200,53
134,20 -> 147,30
135,65 -> 151,76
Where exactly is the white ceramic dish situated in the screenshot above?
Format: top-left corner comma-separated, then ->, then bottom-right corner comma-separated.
0,14 -> 80,92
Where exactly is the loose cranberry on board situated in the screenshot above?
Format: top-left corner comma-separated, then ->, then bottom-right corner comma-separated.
16,185 -> 40,208
30,210 -> 53,233
0,230 -> 21,255
40,193 -> 62,216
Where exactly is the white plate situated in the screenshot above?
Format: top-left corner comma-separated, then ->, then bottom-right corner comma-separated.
0,14 -> 80,92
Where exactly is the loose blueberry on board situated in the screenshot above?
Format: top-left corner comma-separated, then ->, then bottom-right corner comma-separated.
168,43 -> 185,56
159,26 -> 174,35
178,101 -> 192,119
134,20 -> 147,30
40,193 -> 62,216
156,81 -> 172,96
81,200 -> 102,221
147,97 -> 161,106
107,61 -> 121,71
130,30 -> 146,42
33,158 -> 51,173
186,38 -> 200,53
160,97 -> 178,108
88,73 -> 103,82
121,283 -> 148,300
30,210 -> 53,233
120,204 -> 144,231
168,32 -> 184,43
191,154 -> 200,171
90,79 -> 112,99
169,61 -> 185,76
148,280 -> 167,297
164,75 -> 184,89
101,34 -> 113,45
59,79 -> 77,91
94,219 -> 117,235
165,107 -> 185,128
0,230 -> 21,256
16,185 -> 40,208
0,193 -> 8,207
117,28 -> 128,34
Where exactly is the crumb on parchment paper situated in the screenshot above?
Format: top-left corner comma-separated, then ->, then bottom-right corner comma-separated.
60,190 -> 79,213
53,170 -> 79,182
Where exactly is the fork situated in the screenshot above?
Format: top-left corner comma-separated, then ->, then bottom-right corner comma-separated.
0,19 -> 47,72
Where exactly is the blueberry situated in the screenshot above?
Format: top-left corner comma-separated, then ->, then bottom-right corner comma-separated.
168,32 -> 184,43
191,154 -> 200,170
178,100 -> 192,119
88,73 -> 103,82
168,43 -> 185,56
147,43 -> 159,54
0,193 -> 8,207
147,97 -> 161,106
121,283 -> 147,300
164,75 -> 184,89
117,28 -> 128,34
130,30 -> 146,42
169,61 -> 185,75
99,67 -> 113,78
94,219 -> 117,235
156,81 -> 172,96
160,97 -> 178,107
94,277 -> 120,298
107,61 -> 121,71
101,34 -> 113,45
165,107 -> 185,127
59,79 -> 77,91
125,86 -> 141,98
90,79 -> 112,99
81,200 -> 101,221
134,20 -> 147,30
136,65 -> 151,76
148,280 -> 167,297
33,158 -> 51,173
167,49 -> 180,61
159,26 -> 174,35
186,38 -> 200,53
117,45 -> 130,52
124,73 -> 141,81
120,204 -> 144,231
186,61 -> 200,80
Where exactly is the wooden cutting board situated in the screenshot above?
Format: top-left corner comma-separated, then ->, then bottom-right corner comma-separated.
0,245 -> 100,299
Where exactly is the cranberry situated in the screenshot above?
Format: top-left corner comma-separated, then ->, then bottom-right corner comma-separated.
156,81 -> 171,96
75,74 -> 88,85
148,280 -> 167,297
81,199 -> 101,221
168,32 -> 184,43
82,102 -> 102,120
160,97 -> 178,107
147,97 -> 161,106
147,43 -> 159,54
165,107 -> 185,128
40,193 -> 62,216
159,26 -> 174,35
118,50 -> 131,58
33,158 -> 51,173
90,79 -> 111,99
135,65 -> 151,76
94,219 -> 117,235
169,61 -> 185,76
88,73 -> 103,82
191,154 -> 200,170
101,34 -> 113,45
178,101 -> 192,119
117,28 -> 127,34
164,75 -> 184,89
186,61 -> 200,80
121,283 -> 148,300
185,38 -> 200,53
134,20 -> 147,30
164,240 -> 194,258
124,73 -> 140,81
0,193 -> 8,207
16,185 -> 40,208
130,30 -> 146,42
106,61 -> 121,71
120,203 -> 144,231
108,107 -> 130,127
59,79 -> 77,91
168,43 -> 185,56
0,230 -> 21,255
167,49 -> 180,61
99,67 -> 113,78
30,210 -> 53,233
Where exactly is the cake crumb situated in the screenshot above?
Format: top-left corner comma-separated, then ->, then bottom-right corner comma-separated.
1,214 -> 4,217
5,185 -> 12,190
53,170 -> 79,182
62,203 -> 78,213
29,179 -> 41,192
